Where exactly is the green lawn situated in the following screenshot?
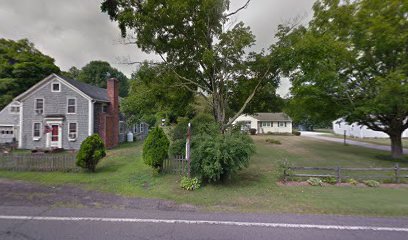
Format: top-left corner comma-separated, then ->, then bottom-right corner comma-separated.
1,136 -> 408,216
323,133 -> 408,147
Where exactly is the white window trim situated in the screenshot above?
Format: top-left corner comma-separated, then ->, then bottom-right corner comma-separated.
51,82 -> 61,92
140,123 -> 144,133
32,122 -> 42,140
68,121 -> 78,141
67,97 -> 77,114
34,98 -> 44,115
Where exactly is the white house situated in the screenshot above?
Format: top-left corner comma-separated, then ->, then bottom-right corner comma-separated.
332,118 -> 408,138
233,112 -> 292,134
0,101 -> 21,144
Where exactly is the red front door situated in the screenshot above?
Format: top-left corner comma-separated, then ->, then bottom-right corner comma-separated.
51,125 -> 59,142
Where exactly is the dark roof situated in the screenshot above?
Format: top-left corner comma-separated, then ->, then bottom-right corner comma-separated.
58,75 -> 110,102
252,112 -> 292,122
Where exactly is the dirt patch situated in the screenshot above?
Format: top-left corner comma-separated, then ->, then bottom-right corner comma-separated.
277,181 -> 408,188
0,178 -> 197,212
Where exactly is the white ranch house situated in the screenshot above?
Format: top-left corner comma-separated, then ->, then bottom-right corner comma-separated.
233,112 -> 292,134
332,118 -> 408,138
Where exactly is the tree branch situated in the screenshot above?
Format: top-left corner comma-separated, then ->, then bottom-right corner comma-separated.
225,0 -> 251,18
224,65 -> 271,128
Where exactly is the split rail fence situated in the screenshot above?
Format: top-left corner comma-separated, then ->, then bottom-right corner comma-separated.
284,163 -> 408,183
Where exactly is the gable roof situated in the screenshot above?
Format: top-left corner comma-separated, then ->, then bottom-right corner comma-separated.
58,75 -> 109,102
14,74 -> 110,102
252,112 -> 292,122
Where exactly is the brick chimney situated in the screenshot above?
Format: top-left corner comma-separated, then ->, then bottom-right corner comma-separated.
107,78 -> 119,147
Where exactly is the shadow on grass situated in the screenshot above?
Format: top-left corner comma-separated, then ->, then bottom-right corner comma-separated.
375,155 -> 408,163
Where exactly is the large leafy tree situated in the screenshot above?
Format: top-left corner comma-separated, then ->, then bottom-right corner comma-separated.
77,60 -> 129,97
122,62 -> 195,125
0,38 -> 60,109
274,0 -> 408,158
101,0 -> 279,131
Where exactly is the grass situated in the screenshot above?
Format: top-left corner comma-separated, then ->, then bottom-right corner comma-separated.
323,133 -> 408,147
1,136 -> 408,217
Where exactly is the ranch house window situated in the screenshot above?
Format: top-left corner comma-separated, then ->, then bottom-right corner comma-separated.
262,121 -> 271,127
35,99 -> 44,114
67,98 -> 76,114
33,122 -> 41,139
68,122 -> 77,141
51,82 -> 60,92
139,123 -> 144,133
279,122 -> 287,127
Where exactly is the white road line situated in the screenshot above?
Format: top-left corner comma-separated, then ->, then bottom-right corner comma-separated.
0,215 -> 407,232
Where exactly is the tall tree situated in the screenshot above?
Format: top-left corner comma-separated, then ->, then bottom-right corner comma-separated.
274,0 -> 408,158
122,62 -> 195,126
0,38 -> 60,109
101,0 -> 279,131
77,60 -> 129,97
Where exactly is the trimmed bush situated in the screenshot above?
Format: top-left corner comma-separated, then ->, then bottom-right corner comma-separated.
249,128 -> 257,135
143,127 -> 170,171
191,132 -> 255,183
76,134 -> 106,172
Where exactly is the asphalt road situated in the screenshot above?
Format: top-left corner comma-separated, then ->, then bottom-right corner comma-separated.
1,206 -> 408,240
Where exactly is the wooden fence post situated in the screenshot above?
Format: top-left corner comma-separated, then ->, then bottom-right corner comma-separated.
395,163 -> 400,184
336,167 -> 341,184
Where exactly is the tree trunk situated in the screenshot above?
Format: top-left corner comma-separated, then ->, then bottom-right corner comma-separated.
389,132 -> 403,159
212,92 -> 226,132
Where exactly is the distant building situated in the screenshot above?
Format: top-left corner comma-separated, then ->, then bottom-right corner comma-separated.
332,118 -> 408,138
233,112 -> 293,134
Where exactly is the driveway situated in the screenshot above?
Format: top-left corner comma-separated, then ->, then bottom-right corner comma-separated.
300,131 -> 408,154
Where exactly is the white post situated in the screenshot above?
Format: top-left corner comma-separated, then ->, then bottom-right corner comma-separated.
185,122 -> 191,177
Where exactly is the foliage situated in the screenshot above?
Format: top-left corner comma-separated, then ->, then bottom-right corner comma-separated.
76,60 -> 129,97
323,176 -> 337,185
121,63 -> 194,126
363,180 -> 380,188
347,178 -> 359,186
307,177 -> 324,186
273,0 -> 408,158
169,114 -> 219,156
265,138 -> 281,145
101,0 -> 280,131
143,127 -> 170,171
76,134 -> 106,172
180,176 -> 201,191
292,130 -> 301,136
0,38 -> 60,109
191,132 -> 255,183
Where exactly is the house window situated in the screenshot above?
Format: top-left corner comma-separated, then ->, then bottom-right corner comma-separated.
68,122 -> 77,141
139,123 -> 144,133
279,122 -> 286,127
262,121 -> 271,127
33,122 -> 41,139
51,82 -> 60,92
102,104 -> 108,113
119,121 -> 125,134
10,106 -> 20,113
35,99 -> 44,114
67,98 -> 76,114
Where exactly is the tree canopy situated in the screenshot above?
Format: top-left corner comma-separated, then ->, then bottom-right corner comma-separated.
101,0 -> 280,131
274,0 -> 408,158
70,60 -> 130,97
0,38 -> 60,109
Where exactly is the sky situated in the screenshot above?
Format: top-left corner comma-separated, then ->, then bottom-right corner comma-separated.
0,0 -> 315,96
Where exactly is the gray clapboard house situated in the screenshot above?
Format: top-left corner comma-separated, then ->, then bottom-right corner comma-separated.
0,73 -> 126,150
